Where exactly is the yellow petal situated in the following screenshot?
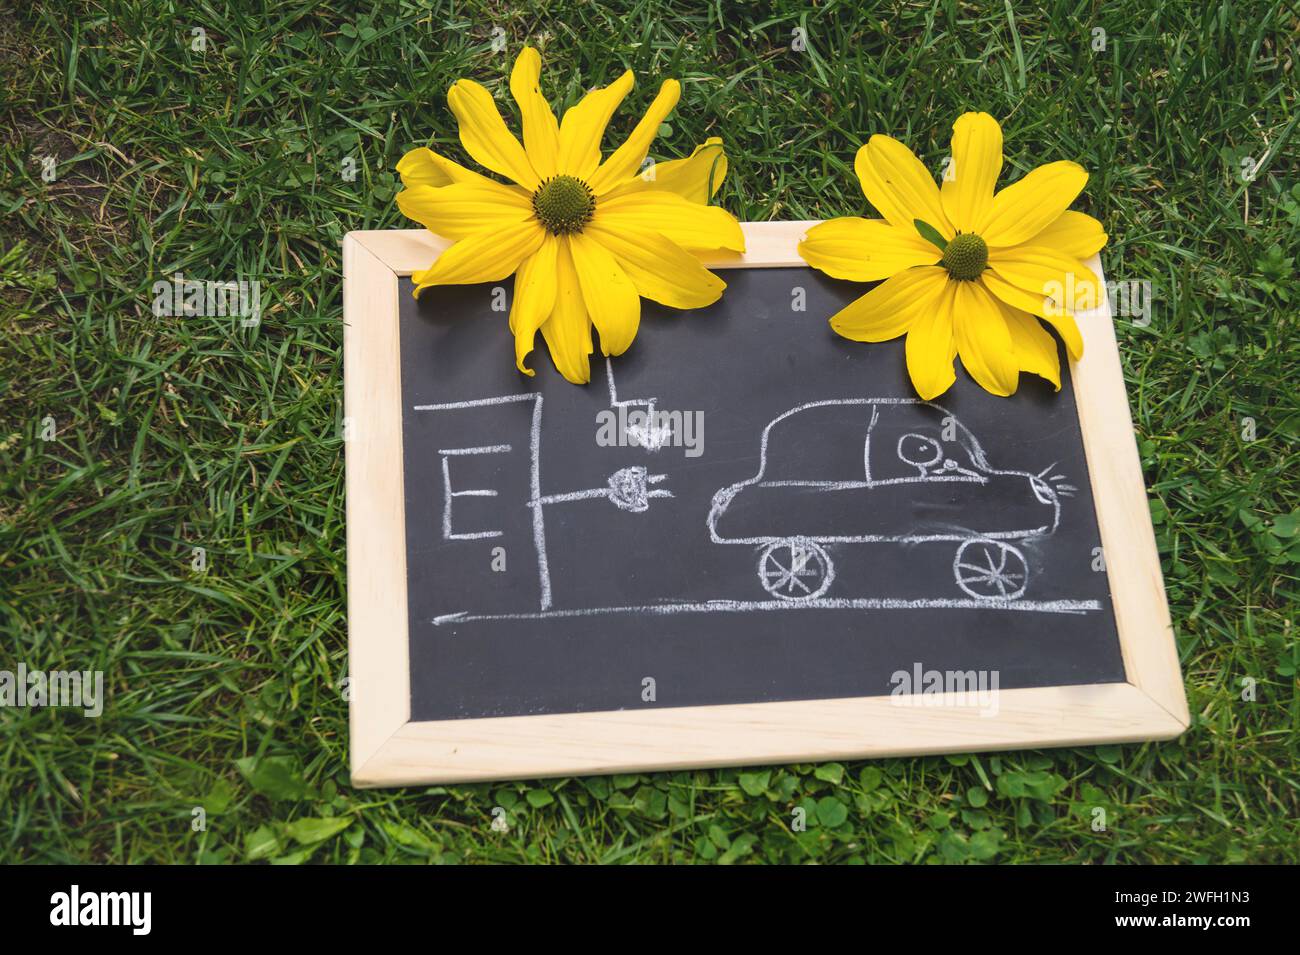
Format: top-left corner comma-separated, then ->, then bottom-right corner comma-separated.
998,299 -> 1061,391
588,79 -> 681,195
978,267 -> 1054,312
396,183 -> 533,240
941,112 -> 1003,234
412,220 -> 546,291
982,161 -> 1087,247
799,217 -> 941,283
653,137 -> 728,201
1038,312 -> 1084,363
987,246 -> 1102,316
556,70 -> 634,181
855,134 -> 954,240
569,232 -> 641,356
952,280 -> 1019,397
596,137 -> 730,203
595,189 -> 745,252
979,271 -> 1084,361
447,79 -> 540,190
1027,210 -> 1108,259
539,239 -> 593,384
509,47 -> 560,179
828,266 -> 949,342
584,223 -> 726,309
510,238 -> 559,375
396,146 -> 492,188
905,282 -> 959,400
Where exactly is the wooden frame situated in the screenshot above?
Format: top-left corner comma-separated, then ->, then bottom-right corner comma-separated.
344,221 -> 1187,788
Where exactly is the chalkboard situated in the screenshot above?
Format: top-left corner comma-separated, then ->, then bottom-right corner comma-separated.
399,267 -> 1125,721
343,223 -> 1185,786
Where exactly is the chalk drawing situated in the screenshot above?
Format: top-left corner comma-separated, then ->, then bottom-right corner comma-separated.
707,398 -> 1067,603
416,387 -> 674,611
758,537 -> 834,600
605,355 -> 673,451
432,596 -> 1101,627
439,444 -> 511,541
416,394 -> 553,608
418,392 -> 1094,624
539,466 -> 672,513
953,539 -> 1027,600
440,444 -> 512,456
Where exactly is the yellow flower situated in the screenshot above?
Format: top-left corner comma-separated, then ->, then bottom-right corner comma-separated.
798,113 -> 1108,399
396,47 -> 745,384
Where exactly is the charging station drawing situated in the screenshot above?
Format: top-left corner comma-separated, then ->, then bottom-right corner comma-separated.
420,388 -> 672,614
420,380 -> 1098,628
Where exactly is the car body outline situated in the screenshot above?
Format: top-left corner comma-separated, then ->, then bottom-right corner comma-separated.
706,398 -> 1068,602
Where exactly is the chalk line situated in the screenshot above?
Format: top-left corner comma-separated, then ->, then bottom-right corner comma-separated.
537,487 -> 609,505
439,444 -> 511,455
415,394 -> 536,411
431,596 -> 1103,626
526,394 -> 552,609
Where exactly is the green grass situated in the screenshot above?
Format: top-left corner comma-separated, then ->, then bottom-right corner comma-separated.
2,0 -> 1298,864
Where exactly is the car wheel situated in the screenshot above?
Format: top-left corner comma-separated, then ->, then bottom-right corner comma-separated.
953,539 -> 1028,601
757,538 -> 834,601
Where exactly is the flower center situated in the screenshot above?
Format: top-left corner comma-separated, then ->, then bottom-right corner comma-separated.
532,175 -> 596,235
941,232 -> 988,281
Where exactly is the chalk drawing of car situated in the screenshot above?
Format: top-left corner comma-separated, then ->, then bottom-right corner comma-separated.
706,399 -> 1076,602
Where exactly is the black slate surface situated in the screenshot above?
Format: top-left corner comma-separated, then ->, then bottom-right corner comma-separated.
395,267 -> 1125,721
